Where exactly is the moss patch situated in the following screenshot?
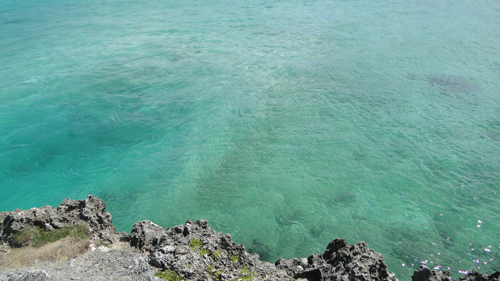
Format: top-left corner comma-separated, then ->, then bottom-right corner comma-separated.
211,249 -> 221,260
207,265 -> 223,281
155,269 -> 183,281
11,228 -> 33,247
239,265 -> 254,281
11,225 -> 89,248
200,248 -> 210,257
189,238 -> 202,250
230,255 -> 239,263
33,225 -> 88,247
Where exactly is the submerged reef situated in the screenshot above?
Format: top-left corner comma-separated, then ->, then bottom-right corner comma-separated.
427,75 -> 481,94
0,195 -> 498,280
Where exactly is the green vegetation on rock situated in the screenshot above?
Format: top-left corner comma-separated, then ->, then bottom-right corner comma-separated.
211,249 -> 221,260
230,255 -> 239,263
11,225 -> 89,248
207,265 -> 223,281
11,228 -> 33,247
189,238 -> 202,250
155,269 -> 183,281
200,248 -> 210,257
239,265 -> 254,281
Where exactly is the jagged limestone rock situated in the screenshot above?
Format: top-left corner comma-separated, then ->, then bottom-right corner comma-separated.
0,194 -> 116,248
1,195 -> 499,281
412,266 -> 452,281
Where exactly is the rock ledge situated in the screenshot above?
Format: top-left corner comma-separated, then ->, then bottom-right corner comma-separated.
1,195 -> 498,281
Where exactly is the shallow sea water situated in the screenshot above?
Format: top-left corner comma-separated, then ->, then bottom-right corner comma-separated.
1,0 -> 500,278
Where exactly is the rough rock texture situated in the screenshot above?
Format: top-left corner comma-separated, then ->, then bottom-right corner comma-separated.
1,195 -> 500,281
135,219 -> 289,281
0,195 -> 116,248
458,270 -> 500,281
127,219 -> 400,280
128,220 -> 168,253
412,266 -> 500,281
412,266 -> 452,281
0,246 -> 157,281
275,239 -> 397,281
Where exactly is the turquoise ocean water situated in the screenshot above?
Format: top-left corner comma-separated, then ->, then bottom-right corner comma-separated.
1,0 -> 500,278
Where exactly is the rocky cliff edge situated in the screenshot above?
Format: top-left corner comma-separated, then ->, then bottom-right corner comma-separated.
0,195 -> 498,281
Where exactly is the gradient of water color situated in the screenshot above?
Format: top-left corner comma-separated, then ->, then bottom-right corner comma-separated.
1,0 -> 500,279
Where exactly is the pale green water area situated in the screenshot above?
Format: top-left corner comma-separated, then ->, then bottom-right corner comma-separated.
1,0 -> 500,278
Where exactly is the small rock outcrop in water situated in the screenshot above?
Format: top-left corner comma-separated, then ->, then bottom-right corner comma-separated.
412,266 -> 500,281
275,239 -> 397,280
0,195 -> 499,281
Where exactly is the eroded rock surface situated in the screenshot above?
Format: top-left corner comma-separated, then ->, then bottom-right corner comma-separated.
276,239 -> 397,281
124,218 -> 399,281
0,194 -> 116,248
458,270 -> 500,281
1,195 -> 499,281
412,266 -> 500,281
129,218 -> 287,280
0,246 -> 156,281
412,266 -> 452,281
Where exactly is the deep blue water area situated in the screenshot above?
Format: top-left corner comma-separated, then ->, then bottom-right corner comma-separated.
1,0 -> 500,278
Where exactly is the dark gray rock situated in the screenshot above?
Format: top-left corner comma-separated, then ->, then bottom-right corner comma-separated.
412,266 -> 451,281
276,238 -> 398,281
2,195 -> 500,281
129,220 -> 168,253
411,266 -> 500,281
147,219 -> 288,281
136,220 -> 399,280
0,194 -> 116,248
458,270 -> 500,281
0,247 -> 157,281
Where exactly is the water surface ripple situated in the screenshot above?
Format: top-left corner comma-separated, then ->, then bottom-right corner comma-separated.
1,0 -> 500,279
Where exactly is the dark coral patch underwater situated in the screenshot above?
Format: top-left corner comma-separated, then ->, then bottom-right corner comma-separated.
428,75 -> 481,94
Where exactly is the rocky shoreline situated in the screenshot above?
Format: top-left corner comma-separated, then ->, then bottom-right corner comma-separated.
0,195 -> 498,281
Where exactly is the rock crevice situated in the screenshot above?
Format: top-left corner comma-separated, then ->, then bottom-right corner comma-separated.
1,195 -> 498,281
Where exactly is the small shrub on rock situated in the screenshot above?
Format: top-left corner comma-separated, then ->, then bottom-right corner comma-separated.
11,228 -> 34,247
11,225 -> 89,248
211,249 -> 221,260
230,255 -> 239,263
32,227 -> 71,247
33,225 -> 89,247
155,269 -> 183,281
200,248 -> 210,257
239,265 -> 254,281
189,238 -> 202,250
